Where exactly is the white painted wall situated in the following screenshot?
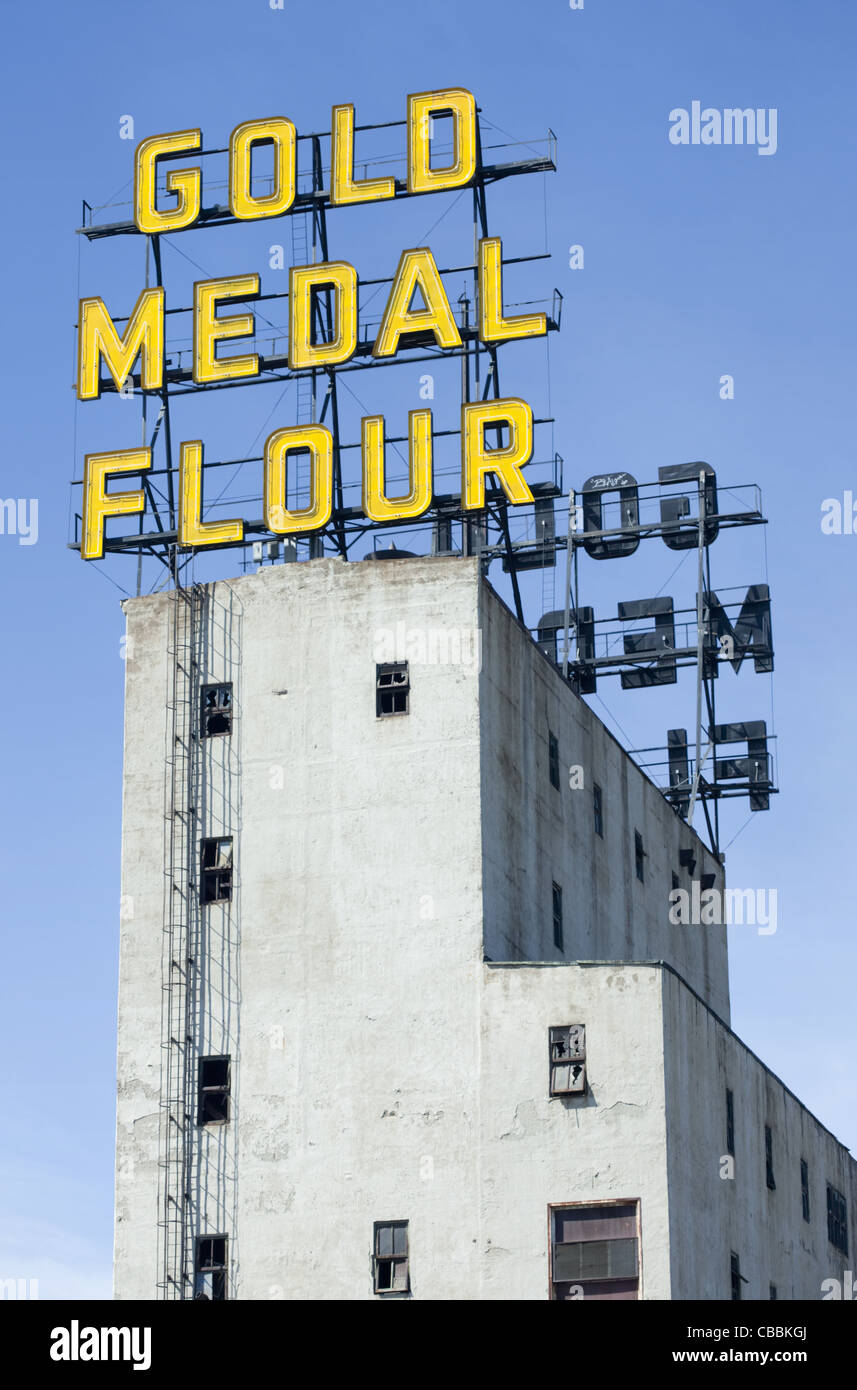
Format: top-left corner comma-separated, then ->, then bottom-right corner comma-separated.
113,556 -> 854,1301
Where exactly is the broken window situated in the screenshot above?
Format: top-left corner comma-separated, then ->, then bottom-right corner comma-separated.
194,1235 -> 227,1300
800,1159 -> 810,1223
201,837 -> 233,904
726,1088 -> 735,1157
827,1184 -> 849,1255
593,782 -> 603,837
730,1251 -> 742,1301
552,881 -> 564,951
376,662 -> 409,717
373,1221 -> 409,1293
551,1202 -> 639,1300
201,683 -> 233,737
634,830 -> 645,882
549,1025 -> 586,1096
198,1056 -> 230,1125
765,1125 -> 776,1190
548,730 -> 560,790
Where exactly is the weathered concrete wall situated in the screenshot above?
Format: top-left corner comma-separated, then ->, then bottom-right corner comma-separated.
477,583 -> 729,1020
114,555 -> 853,1301
663,966 -> 857,1299
479,962 -> 672,1299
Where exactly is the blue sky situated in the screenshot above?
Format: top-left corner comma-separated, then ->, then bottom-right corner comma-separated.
1,0 -> 854,1297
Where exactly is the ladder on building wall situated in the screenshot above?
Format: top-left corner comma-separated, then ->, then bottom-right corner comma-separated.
158,581 -> 203,1299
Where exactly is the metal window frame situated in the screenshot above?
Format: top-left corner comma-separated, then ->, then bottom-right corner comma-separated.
592,782 -> 604,837
634,830 -> 645,882
800,1158 -> 810,1223
200,836 -> 233,904
827,1183 -> 849,1255
375,662 -> 410,718
765,1124 -> 776,1191
372,1220 -> 409,1294
547,1198 -> 641,1302
197,1054 -> 231,1126
549,1024 -> 586,1097
200,682 -> 233,738
730,1250 -> 742,1301
552,880 -> 563,951
548,730 -> 560,790
194,1234 -> 228,1301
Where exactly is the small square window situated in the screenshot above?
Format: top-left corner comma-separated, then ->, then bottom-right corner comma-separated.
549,1025 -> 586,1095
201,837 -> 233,904
548,731 -> 560,790
195,1235 -> 227,1300
800,1159 -> 810,1223
552,881 -> 564,951
593,783 -> 603,837
827,1184 -> 849,1255
201,683 -> 232,737
376,662 -> 409,717
198,1055 -> 230,1125
634,831 -> 645,882
373,1221 -> 409,1293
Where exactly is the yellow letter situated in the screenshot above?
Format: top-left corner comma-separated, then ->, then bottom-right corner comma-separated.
289,262 -> 357,369
194,275 -> 260,384
77,288 -> 164,400
264,425 -> 333,533
362,411 -> 433,522
134,129 -> 201,234
81,448 -> 150,560
462,399 -> 534,509
408,88 -> 476,194
479,238 -> 546,343
372,249 -> 461,358
229,117 -> 296,220
179,441 -> 244,547
330,105 -> 395,206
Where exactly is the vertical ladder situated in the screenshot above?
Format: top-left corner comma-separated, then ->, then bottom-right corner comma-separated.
158,582 -> 201,1299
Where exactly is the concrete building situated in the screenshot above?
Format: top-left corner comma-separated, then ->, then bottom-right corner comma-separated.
114,555 -> 856,1300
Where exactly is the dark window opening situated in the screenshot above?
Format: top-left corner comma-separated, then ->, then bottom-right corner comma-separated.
551,1203 -> 639,1301
201,837 -> 233,904
593,783 -> 603,837
198,1055 -> 230,1125
549,1025 -> 586,1096
634,831 -> 645,882
769,1284 -> 777,1301
548,731 -> 560,790
552,881 -> 564,951
373,1221 -> 409,1293
726,1088 -> 735,1157
800,1159 -> 810,1223
201,683 -> 232,737
731,1251 -> 742,1302
765,1125 -> 776,1190
671,871 -> 680,891
376,662 -> 409,717
827,1184 -> 849,1255
195,1235 -> 227,1300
